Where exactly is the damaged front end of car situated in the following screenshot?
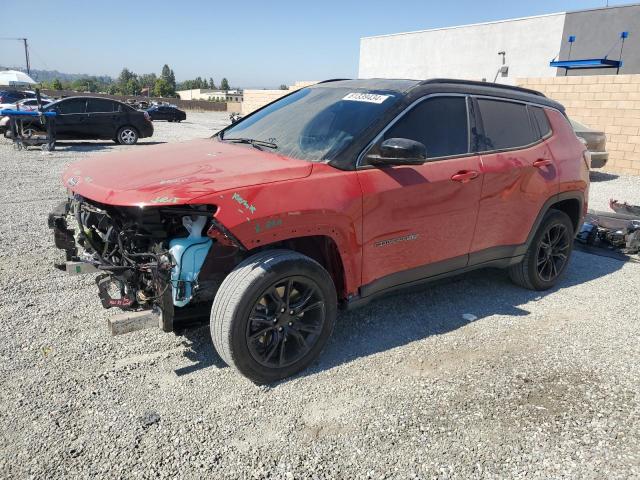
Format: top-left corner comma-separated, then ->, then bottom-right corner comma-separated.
48,195 -> 245,334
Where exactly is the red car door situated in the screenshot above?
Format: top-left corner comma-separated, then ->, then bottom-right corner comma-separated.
357,96 -> 483,294
470,99 -> 559,259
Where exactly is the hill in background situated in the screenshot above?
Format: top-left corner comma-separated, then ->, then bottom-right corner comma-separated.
0,66 -> 112,84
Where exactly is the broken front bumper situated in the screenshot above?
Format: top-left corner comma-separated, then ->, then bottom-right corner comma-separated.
47,200 -> 79,269
47,199 -> 174,332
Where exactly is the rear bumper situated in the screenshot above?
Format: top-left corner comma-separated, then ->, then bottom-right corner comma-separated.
139,122 -> 154,138
590,151 -> 608,169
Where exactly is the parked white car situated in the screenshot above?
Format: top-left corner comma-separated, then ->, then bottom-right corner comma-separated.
0,98 -> 53,134
16,97 -> 53,111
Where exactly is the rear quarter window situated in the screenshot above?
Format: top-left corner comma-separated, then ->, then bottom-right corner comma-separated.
477,99 -> 536,151
86,99 -> 116,113
529,106 -> 552,139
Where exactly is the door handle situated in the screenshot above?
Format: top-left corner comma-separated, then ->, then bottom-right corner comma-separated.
533,158 -> 553,168
451,170 -> 479,183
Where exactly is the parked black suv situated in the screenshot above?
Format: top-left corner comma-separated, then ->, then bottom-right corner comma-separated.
24,97 -> 154,144
146,105 -> 186,122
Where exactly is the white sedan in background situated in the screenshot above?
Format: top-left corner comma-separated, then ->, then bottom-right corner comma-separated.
1,98 -> 53,134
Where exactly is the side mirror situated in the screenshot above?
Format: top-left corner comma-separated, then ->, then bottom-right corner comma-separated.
366,138 -> 427,166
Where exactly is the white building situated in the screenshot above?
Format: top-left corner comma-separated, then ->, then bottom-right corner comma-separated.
359,4 -> 640,84
176,89 -> 243,103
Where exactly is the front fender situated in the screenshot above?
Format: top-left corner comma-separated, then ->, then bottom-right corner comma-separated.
198,164 -> 364,295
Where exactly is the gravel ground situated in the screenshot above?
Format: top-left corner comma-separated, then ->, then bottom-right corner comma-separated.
0,113 -> 638,479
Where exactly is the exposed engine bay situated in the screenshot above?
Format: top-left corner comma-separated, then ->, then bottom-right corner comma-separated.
48,195 -> 244,331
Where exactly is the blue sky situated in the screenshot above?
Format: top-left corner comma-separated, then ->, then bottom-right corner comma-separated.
1,0 -> 632,87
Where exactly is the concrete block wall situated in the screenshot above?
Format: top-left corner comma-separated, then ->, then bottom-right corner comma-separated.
241,81 -> 318,115
518,74 -> 640,175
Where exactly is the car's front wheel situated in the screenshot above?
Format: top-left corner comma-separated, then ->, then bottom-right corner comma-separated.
116,126 -> 139,145
211,249 -> 337,384
509,209 -> 574,290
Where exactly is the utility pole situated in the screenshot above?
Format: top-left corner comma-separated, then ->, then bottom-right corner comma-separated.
23,38 -> 30,74
0,37 -> 30,74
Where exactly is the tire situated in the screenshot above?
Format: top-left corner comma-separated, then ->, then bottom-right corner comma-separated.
116,126 -> 139,145
211,249 -> 337,384
509,209 -> 574,290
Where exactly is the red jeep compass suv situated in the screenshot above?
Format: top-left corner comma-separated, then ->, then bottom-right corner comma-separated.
49,79 -> 589,383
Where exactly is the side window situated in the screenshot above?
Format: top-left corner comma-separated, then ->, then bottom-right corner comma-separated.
477,99 -> 536,151
529,106 -> 552,139
57,99 -> 87,114
86,99 -> 115,113
383,96 -> 469,158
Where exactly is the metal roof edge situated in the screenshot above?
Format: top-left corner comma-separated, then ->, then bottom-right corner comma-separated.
360,11 -> 566,40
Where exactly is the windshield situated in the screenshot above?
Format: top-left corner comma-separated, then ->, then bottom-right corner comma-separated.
221,87 -> 402,162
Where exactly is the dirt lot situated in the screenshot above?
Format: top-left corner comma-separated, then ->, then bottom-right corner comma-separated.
0,112 -> 638,479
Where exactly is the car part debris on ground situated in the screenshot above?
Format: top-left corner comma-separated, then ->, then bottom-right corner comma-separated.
578,199 -> 640,255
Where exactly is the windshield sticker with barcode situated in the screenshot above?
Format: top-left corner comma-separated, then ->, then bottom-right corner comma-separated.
342,93 -> 390,104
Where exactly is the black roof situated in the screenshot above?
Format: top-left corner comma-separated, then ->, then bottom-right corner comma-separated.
312,78 -> 563,111
311,78 -> 421,93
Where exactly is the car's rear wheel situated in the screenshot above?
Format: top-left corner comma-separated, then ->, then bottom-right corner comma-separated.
116,126 -> 138,145
211,249 -> 337,384
509,209 -> 574,290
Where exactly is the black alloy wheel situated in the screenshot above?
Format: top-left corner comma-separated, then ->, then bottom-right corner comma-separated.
211,249 -> 337,384
509,209 -> 575,291
246,276 -> 325,368
536,223 -> 571,282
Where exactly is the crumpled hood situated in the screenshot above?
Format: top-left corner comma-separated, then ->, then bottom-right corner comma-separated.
62,138 -> 313,206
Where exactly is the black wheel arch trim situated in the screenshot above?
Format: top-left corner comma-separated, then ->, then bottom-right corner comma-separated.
525,191 -> 585,245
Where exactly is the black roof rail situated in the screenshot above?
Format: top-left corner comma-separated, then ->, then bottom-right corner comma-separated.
316,78 -> 352,84
419,78 -> 546,97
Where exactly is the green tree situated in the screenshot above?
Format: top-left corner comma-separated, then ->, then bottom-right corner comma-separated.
116,68 -> 138,95
220,78 -> 230,91
161,64 -> 171,81
70,77 -> 98,92
279,84 -> 288,90
117,68 -> 136,85
209,77 -> 216,89
124,78 -> 141,95
154,78 -> 174,97
139,73 -> 157,89
51,78 -> 63,90
160,65 -> 176,95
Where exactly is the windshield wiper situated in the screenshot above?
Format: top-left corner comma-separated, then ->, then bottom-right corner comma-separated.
223,137 -> 278,150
